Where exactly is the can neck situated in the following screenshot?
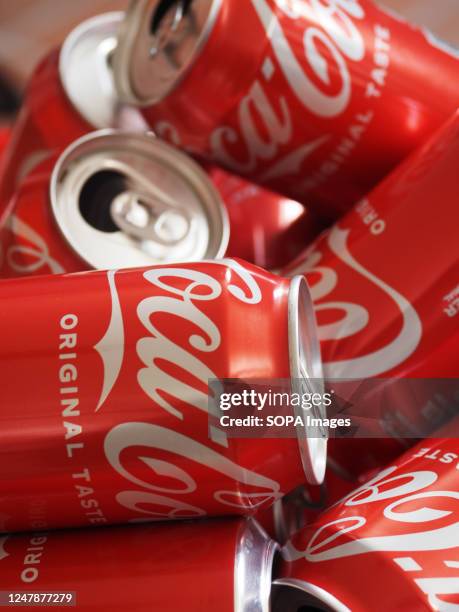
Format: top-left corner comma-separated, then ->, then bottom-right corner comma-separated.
235,520 -> 279,612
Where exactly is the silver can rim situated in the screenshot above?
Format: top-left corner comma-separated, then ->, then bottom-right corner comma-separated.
288,275 -> 327,486
114,0 -> 223,106
49,128 -> 230,269
235,519 -> 279,612
59,12 -> 124,129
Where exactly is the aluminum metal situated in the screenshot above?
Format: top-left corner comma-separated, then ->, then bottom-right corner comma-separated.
50,129 -> 229,270
235,520 -> 279,612
59,12 -> 123,128
114,0 -> 222,105
289,275 -> 327,486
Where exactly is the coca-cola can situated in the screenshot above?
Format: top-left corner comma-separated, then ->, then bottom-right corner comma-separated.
0,130 -> 228,276
114,0 -> 459,218
0,259 -> 326,533
0,12 -> 123,227
282,109 -> 459,474
272,435 -> 459,611
208,165 -> 326,270
0,518 -> 277,612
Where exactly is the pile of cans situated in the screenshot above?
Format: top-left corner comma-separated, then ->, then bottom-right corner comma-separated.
0,1 -> 458,610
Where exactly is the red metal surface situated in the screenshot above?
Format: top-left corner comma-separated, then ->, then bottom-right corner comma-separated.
0,51 -> 90,227
143,0 -> 459,219
0,259 -> 314,532
276,436 -> 459,611
209,165 -> 326,270
282,110 -> 459,476
0,156 -> 85,276
0,519 -> 246,611
283,109 -> 459,376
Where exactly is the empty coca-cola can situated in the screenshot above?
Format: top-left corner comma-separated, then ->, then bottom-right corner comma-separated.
0,518 -> 277,612
0,259 -> 326,532
114,0 -> 459,218
0,129 -> 228,276
273,435 -> 459,611
0,12 -> 123,226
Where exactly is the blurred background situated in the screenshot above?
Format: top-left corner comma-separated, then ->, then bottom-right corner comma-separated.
0,0 -> 458,108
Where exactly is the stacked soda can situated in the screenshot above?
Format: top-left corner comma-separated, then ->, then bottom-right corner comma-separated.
0,1 -> 458,610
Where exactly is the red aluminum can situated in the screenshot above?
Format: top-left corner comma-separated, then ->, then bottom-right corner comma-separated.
281,110 -> 459,474
0,259 -> 326,533
0,518 -> 277,612
0,13 -> 123,227
272,436 -> 459,611
114,0 -> 459,218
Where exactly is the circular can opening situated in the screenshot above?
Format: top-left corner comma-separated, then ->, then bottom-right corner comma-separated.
272,579 -> 349,612
150,0 -> 193,36
50,129 -> 229,270
78,170 -> 125,233
114,0 -> 223,105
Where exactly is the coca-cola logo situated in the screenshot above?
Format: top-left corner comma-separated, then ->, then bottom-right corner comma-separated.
288,224 -> 422,377
284,458 -> 459,608
154,1 -> 366,183
1,215 -> 65,275
286,465 -> 459,562
294,467 -> 459,562
208,0 -> 365,178
94,260 -> 282,520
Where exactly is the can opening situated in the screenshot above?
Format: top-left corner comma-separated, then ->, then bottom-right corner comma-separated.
78,170 -> 126,233
150,0 -> 193,36
114,0 -> 222,105
272,580 -> 347,612
272,584 -> 330,611
51,130 -> 228,269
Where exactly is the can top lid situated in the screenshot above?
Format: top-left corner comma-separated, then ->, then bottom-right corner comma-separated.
50,129 -> 229,270
114,0 -> 222,105
60,12 -> 123,128
288,276 -> 327,486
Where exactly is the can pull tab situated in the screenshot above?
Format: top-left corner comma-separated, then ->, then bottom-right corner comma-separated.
110,190 -> 192,246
